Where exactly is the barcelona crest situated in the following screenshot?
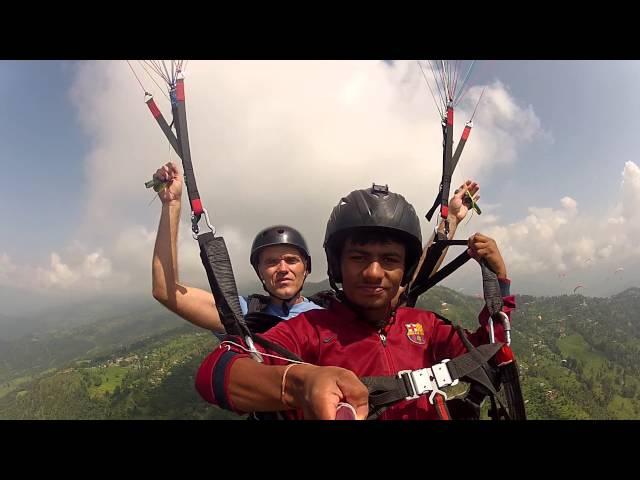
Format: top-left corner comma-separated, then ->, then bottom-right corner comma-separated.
405,323 -> 426,345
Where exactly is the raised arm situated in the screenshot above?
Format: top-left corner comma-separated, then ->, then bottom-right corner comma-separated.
151,161 -> 225,332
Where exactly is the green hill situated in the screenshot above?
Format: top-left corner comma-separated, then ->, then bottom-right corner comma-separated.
2,285 -> 640,419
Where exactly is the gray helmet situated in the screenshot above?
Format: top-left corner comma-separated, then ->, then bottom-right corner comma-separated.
250,225 -> 312,276
324,184 -> 422,286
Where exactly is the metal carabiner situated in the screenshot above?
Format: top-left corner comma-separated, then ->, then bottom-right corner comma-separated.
191,207 -> 216,240
497,311 -> 511,346
489,312 -> 511,346
202,208 -> 215,235
244,335 -> 264,363
489,316 -> 496,344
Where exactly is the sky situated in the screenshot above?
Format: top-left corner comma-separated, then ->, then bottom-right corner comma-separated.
1,60 -> 639,320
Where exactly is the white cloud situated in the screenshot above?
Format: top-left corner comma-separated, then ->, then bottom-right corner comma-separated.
63,60 -> 545,291
447,161 -> 640,295
621,161 -> 640,222
83,251 -> 112,279
561,196 -> 577,210
33,250 -> 117,291
3,61 -> 549,299
598,245 -> 613,259
8,61 -> 640,300
0,253 -> 17,283
36,253 -> 79,289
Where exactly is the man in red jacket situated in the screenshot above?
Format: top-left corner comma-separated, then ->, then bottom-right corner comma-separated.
196,184 -> 515,420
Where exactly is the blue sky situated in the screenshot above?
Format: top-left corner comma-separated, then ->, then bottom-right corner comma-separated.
463,61 -> 640,222
1,61 -> 89,265
1,60 -> 639,318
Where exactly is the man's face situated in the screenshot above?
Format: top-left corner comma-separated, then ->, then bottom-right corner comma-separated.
340,237 -> 406,312
258,245 -> 307,299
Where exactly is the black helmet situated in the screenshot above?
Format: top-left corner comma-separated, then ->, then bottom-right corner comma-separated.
250,225 -> 312,275
324,184 -> 422,286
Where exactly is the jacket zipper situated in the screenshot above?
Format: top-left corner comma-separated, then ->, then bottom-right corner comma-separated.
378,330 -> 397,374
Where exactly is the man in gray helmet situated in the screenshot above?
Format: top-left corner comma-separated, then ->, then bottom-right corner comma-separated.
151,162 -> 322,334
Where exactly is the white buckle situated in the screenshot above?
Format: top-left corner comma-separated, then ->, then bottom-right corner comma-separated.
397,361 -> 459,403
398,369 -> 428,400
432,359 -> 458,389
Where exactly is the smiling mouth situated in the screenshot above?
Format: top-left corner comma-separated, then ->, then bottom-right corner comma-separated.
358,286 -> 385,294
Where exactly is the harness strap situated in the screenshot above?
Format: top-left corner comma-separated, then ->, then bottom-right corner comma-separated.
173,76 -> 203,216
252,334 -> 303,363
452,325 -> 525,420
481,260 -> 503,318
361,342 -> 503,417
433,393 -> 451,420
496,361 -> 527,420
197,232 -> 249,338
408,246 -> 472,306
145,95 -> 182,159
247,294 -> 270,314
243,312 -> 282,334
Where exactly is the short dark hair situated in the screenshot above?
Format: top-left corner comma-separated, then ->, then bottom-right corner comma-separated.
334,227 -> 408,262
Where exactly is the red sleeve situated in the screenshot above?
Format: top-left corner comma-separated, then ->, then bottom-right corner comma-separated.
195,343 -> 250,407
195,313 -> 318,410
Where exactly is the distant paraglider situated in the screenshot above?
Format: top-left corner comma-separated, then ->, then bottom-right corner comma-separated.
573,285 -> 584,294
614,267 -> 624,274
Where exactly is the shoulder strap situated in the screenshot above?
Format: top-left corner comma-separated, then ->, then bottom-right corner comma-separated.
246,294 -> 271,314
307,289 -> 337,308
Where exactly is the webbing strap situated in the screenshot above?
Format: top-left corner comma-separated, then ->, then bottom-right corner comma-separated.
244,312 -> 283,334
425,107 -> 473,223
361,342 -> 503,414
252,334 -> 303,363
173,78 -> 203,216
197,232 -> 248,337
440,106 -> 455,220
145,96 -> 182,159
408,246 -> 472,305
497,362 -> 527,420
433,393 -> 451,420
454,326 -> 526,421
481,260 -> 503,318
409,232 -> 448,301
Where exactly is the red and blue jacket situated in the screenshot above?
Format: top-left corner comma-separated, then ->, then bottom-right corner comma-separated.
196,280 -> 515,420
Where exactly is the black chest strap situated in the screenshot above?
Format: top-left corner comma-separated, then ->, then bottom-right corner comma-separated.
362,341 -> 503,419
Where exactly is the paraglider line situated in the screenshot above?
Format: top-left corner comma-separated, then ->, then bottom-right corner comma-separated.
428,60 -> 447,115
441,60 -> 450,102
145,61 -> 169,85
126,60 -> 149,96
138,61 -> 170,101
417,61 -> 444,119
454,61 -> 476,107
452,60 -> 461,100
143,61 -> 163,81
469,85 -> 487,122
